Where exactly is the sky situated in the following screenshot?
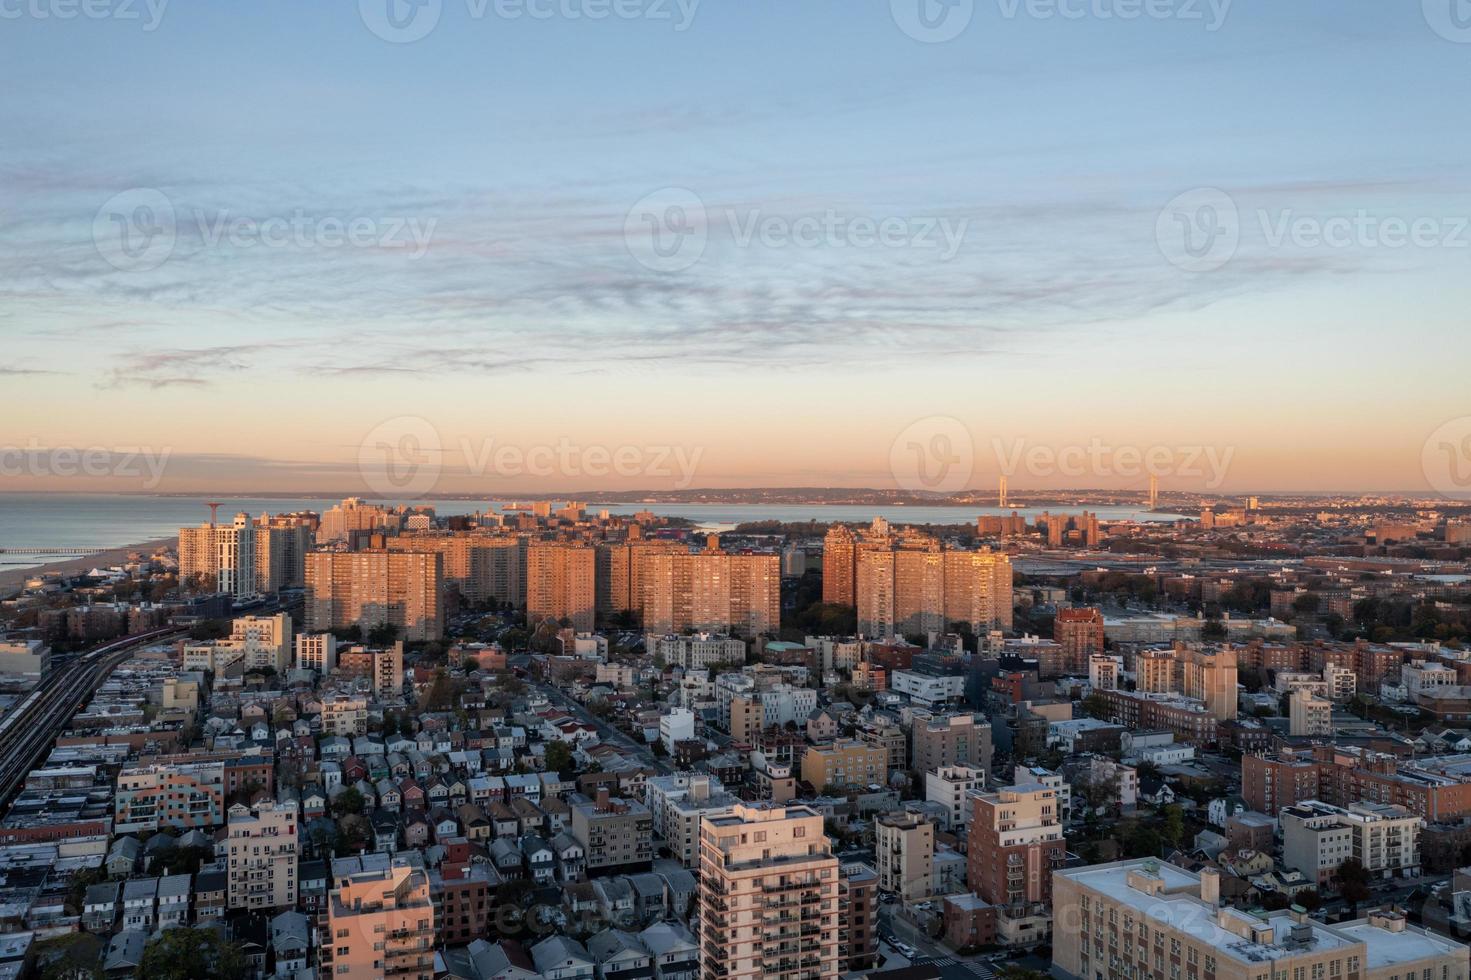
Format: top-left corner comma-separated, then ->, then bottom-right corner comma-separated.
2,0 -> 1470,497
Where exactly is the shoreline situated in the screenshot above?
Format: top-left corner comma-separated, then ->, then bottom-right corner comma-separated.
0,536 -> 178,596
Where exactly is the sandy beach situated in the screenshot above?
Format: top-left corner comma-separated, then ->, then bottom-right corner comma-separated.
0,536 -> 178,597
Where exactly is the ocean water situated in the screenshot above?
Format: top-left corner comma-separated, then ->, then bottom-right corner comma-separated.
0,493 -> 1188,572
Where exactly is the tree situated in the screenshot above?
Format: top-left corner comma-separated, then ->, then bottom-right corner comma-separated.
188,619 -> 229,641
1336,858 -> 1372,910
1159,804 -> 1185,849
1081,693 -> 1110,720
64,865 -> 108,916
544,740 -> 574,776
368,622 -> 401,647
34,933 -> 105,980
333,786 -> 365,817
139,929 -> 248,980
1292,593 -> 1321,615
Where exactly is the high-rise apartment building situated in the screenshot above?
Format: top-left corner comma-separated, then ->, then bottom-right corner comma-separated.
942,549 -> 1014,633
254,514 -> 313,592
526,542 -> 596,632
1281,800 -> 1421,886
854,530 -> 1011,639
317,497 -> 399,543
967,781 -> 1066,908
179,513 -> 259,600
698,803 -> 841,980
322,863 -> 436,980
822,525 -> 857,606
387,531 -> 525,607
839,863 -> 879,972
226,800 -> 298,910
1290,688 -> 1333,735
304,550 -> 444,641
1134,648 -> 1175,693
294,633 -> 338,673
230,612 -> 292,672
800,740 -> 889,791
337,641 -> 405,698
1179,645 -> 1239,720
876,809 -> 935,902
911,713 -> 993,776
1054,607 -> 1105,675
638,550 -> 780,638
926,764 -> 987,832
855,549 -> 897,639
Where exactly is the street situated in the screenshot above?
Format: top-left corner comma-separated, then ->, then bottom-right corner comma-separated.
534,681 -> 673,776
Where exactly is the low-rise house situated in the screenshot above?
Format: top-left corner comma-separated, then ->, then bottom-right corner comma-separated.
82,881 -> 120,933
121,877 -> 158,931
104,930 -> 148,977
106,837 -> 140,876
594,877 -> 635,927
626,873 -> 666,921
639,922 -> 698,980
444,939 -> 544,980
157,874 -> 191,929
588,929 -> 652,980
531,935 -> 595,980
521,834 -> 555,884
553,832 -> 586,882
195,869 -> 227,922
270,909 -> 310,975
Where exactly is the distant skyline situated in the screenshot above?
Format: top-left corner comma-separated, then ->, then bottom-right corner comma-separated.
3,1 -> 1470,495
